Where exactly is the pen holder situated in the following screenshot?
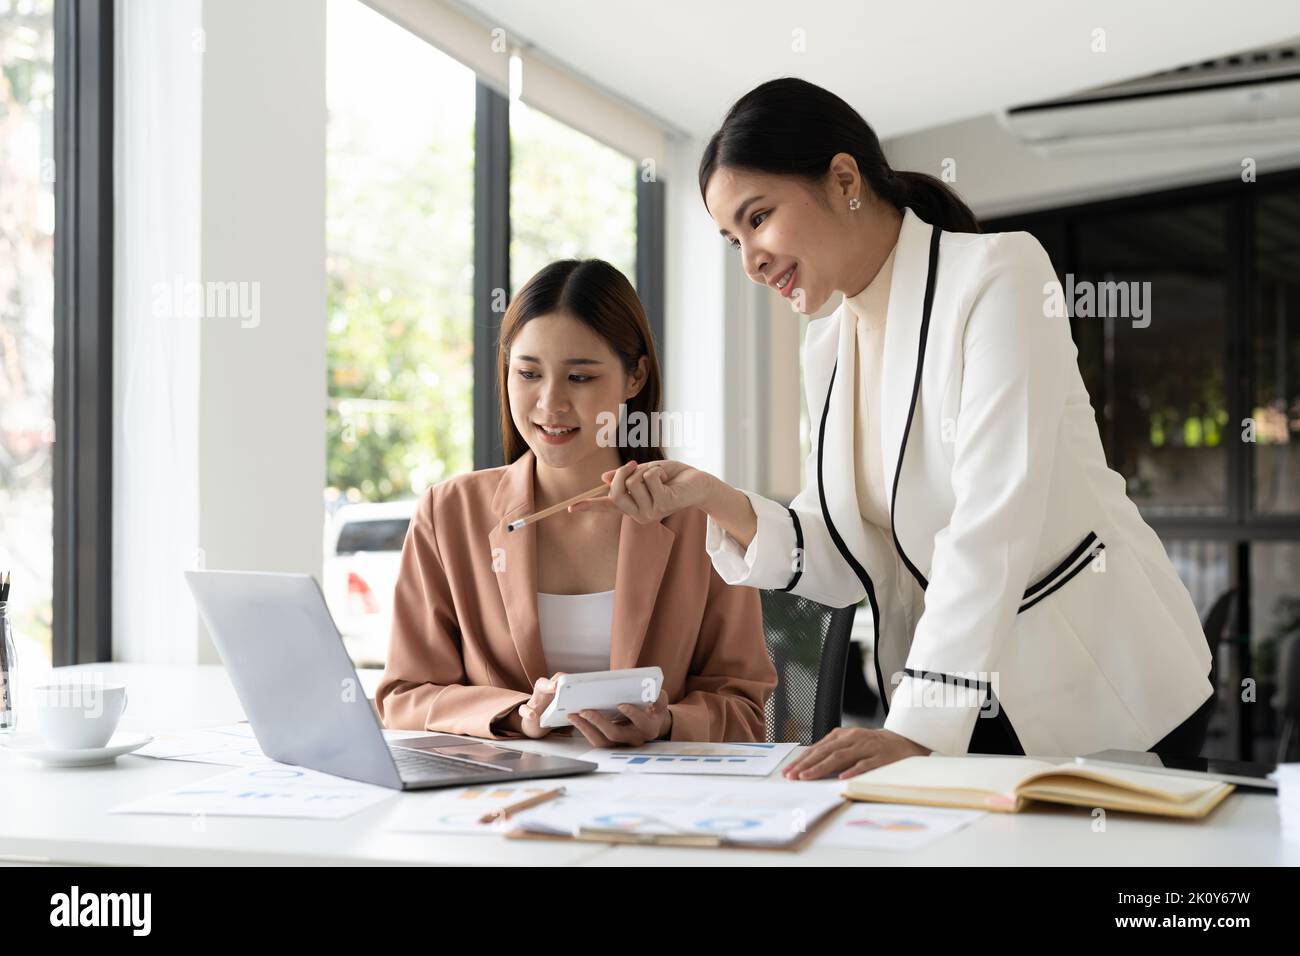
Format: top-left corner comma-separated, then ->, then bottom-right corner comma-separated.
0,602 -> 16,733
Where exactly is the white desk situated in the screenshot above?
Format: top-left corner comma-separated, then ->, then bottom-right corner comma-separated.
0,664 -> 1292,866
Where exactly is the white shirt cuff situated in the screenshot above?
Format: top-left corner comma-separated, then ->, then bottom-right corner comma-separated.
704,490 -> 798,590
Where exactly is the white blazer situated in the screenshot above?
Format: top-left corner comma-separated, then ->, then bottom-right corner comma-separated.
706,207 -> 1213,757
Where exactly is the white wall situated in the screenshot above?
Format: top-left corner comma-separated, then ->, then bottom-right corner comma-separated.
662,133 -> 728,481
195,0 -> 327,665
114,0 -> 326,665
661,134 -> 807,501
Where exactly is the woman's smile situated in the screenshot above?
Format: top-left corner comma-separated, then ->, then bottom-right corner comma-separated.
774,263 -> 799,297
534,421 -> 580,444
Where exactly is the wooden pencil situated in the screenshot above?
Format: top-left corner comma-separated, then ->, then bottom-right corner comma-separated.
505,482 -> 609,533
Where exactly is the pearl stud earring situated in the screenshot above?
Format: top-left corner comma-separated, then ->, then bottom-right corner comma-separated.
848,197 -> 862,210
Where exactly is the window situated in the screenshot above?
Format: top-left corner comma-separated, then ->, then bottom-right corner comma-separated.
325,0 -> 475,502
1253,190 -> 1300,515
324,0 -> 476,664
1073,203 -> 1230,517
509,99 -> 637,292
324,3 -> 662,668
986,171 -> 1300,761
0,0 -> 55,666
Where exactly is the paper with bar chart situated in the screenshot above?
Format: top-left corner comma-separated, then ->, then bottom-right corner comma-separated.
581,741 -> 799,776
109,764 -> 396,820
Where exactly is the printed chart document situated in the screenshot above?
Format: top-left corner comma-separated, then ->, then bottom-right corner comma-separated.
581,741 -> 798,776
109,764 -> 396,820
134,723 -> 274,768
509,776 -> 845,848
135,725 -> 428,770
815,803 -> 986,852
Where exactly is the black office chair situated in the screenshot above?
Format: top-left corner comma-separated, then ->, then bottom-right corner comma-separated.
1201,587 -> 1236,693
1159,588 -> 1237,758
759,590 -> 858,744
1274,632 -> 1300,764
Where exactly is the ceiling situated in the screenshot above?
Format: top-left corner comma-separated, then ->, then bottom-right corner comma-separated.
455,0 -> 1300,140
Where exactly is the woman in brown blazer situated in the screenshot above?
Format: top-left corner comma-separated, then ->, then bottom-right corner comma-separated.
374,259 -> 776,745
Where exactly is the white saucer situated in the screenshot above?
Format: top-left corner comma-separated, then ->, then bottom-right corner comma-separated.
0,731 -> 155,767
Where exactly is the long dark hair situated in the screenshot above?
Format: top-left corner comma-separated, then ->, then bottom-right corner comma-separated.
498,259 -> 665,466
699,77 -> 980,234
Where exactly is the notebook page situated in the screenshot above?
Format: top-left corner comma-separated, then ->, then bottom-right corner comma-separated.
847,755 -> 1058,798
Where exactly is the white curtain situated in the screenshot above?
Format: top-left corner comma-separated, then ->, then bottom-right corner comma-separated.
112,0 -> 203,664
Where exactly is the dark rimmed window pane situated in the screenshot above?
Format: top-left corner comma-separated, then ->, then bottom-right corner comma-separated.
509,100 -> 637,294
1074,203 -> 1230,517
1253,189 -> 1300,515
0,0 -> 56,666
324,0 -> 475,666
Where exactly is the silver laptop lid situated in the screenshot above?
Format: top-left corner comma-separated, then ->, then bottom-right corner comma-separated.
184,569 -> 401,789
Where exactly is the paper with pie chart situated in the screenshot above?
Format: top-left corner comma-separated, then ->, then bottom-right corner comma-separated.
816,804 -> 986,851
509,776 -> 845,847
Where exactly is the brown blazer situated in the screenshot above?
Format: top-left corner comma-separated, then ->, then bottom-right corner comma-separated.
374,450 -> 777,741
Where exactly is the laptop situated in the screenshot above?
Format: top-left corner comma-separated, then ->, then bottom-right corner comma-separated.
183,569 -> 597,790
1077,749 -> 1278,794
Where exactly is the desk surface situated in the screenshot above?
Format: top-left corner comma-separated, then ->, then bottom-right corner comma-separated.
0,664 -> 1291,866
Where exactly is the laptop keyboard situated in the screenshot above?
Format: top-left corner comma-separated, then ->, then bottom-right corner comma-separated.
389,746 -> 498,781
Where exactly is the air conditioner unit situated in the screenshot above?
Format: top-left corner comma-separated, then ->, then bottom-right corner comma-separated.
998,45 -> 1300,158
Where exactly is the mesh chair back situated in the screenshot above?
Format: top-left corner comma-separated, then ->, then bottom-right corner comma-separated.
760,590 -> 858,744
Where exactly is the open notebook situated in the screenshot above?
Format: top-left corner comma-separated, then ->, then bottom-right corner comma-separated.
844,756 -> 1234,819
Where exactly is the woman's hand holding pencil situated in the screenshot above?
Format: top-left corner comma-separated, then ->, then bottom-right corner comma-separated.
567,459 -> 714,525
504,459 -> 720,532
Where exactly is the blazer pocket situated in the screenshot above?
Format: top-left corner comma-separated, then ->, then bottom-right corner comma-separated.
1017,531 -> 1105,615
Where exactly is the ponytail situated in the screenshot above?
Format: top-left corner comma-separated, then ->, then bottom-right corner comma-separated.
877,170 -> 980,234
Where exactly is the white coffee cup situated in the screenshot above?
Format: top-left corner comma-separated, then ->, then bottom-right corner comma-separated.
31,683 -> 128,750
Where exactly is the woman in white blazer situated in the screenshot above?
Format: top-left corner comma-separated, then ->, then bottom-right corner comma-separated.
571,78 -> 1215,779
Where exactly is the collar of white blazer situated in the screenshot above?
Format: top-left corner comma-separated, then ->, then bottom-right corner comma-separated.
811,210 -> 1103,663
807,206 -> 941,600
801,207 -> 945,721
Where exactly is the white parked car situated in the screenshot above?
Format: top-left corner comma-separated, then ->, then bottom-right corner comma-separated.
322,498 -> 418,667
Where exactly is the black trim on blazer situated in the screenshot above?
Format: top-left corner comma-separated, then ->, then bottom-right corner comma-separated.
779,507 -> 805,593
879,228 -> 1105,621
901,669 -> 1024,754
1023,532 -> 1098,600
813,358 -> 888,714
815,227 -> 945,718
1024,530 -> 1097,598
901,667 -> 990,692
1019,540 -> 1105,614
889,226 -> 943,593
